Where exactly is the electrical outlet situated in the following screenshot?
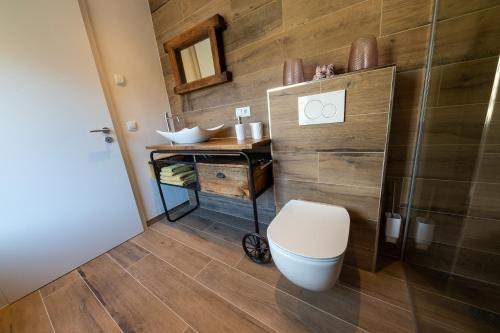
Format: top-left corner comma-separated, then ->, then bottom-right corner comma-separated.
235,106 -> 251,117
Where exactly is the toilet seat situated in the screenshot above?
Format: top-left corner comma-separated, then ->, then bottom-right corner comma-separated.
270,240 -> 344,262
267,200 -> 350,260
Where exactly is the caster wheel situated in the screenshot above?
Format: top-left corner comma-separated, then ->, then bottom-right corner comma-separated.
242,233 -> 271,264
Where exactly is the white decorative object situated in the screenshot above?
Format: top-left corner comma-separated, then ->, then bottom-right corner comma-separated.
298,90 -> 345,126
249,122 -> 263,140
156,124 -> 224,144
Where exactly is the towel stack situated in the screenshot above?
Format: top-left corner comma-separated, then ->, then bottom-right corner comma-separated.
160,164 -> 196,186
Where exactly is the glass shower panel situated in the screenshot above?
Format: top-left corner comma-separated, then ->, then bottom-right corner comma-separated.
405,60 -> 500,282
401,0 -> 500,331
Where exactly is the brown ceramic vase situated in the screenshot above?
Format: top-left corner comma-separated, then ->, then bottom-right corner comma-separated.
283,58 -> 305,86
348,35 -> 378,72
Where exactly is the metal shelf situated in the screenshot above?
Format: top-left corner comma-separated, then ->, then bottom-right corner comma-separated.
160,181 -> 200,191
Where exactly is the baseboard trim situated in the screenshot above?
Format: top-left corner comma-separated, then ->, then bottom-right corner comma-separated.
146,201 -> 191,226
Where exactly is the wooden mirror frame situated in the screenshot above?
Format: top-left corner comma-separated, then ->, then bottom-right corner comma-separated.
164,14 -> 232,95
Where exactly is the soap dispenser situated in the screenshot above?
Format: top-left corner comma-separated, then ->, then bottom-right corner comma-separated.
235,116 -> 245,141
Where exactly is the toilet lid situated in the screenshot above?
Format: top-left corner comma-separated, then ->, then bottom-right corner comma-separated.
267,200 -> 350,260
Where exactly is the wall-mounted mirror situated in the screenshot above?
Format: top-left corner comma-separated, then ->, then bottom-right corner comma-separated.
180,38 -> 215,83
164,15 -> 231,94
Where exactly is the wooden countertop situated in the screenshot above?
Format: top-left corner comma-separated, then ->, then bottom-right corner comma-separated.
146,137 -> 271,151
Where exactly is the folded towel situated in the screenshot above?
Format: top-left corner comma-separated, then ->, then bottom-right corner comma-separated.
160,170 -> 195,182
161,164 -> 192,176
162,179 -> 196,186
160,171 -> 196,182
161,173 -> 196,186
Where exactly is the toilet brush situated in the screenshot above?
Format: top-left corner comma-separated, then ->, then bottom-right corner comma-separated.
385,182 -> 402,244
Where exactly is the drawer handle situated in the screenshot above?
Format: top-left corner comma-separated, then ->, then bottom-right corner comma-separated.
216,172 -> 226,179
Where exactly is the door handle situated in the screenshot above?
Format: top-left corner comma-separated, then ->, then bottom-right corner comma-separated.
89,127 -> 110,133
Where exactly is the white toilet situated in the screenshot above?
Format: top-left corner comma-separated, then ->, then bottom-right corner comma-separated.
267,200 -> 350,291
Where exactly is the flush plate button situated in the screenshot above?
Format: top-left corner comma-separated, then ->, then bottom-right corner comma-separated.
298,90 -> 345,126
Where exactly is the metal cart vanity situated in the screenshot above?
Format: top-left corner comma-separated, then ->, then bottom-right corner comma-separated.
147,138 -> 273,264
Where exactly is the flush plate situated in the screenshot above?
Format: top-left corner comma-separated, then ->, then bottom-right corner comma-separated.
298,90 -> 345,126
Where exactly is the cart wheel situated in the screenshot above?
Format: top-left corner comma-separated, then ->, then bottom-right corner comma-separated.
242,233 -> 271,264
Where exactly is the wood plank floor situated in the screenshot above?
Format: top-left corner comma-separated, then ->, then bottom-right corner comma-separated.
1,208 -> 498,333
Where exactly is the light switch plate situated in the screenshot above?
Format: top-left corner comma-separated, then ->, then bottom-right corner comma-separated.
235,106 -> 251,117
126,121 -> 138,131
114,74 -> 126,86
298,90 -> 345,126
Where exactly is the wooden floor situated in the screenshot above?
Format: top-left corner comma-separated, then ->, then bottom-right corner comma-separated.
1,209 -> 498,333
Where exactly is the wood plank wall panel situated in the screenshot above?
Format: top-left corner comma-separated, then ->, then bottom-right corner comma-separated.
378,25 -> 430,71
433,6 -> 500,66
271,112 -> 390,152
283,0 -> 382,60
381,0 -> 433,35
437,0 -> 500,19
269,67 -> 396,271
318,152 -> 385,188
224,0 -> 283,52
282,0 -> 365,28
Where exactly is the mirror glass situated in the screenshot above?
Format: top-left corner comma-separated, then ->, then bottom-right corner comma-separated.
180,38 -> 215,83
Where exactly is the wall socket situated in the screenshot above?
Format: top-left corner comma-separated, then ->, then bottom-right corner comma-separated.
235,106 -> 251,117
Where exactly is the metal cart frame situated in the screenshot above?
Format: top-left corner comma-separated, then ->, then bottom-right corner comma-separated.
149,145 -> 272,264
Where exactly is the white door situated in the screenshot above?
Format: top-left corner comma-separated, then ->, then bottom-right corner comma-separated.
0,0 -> 143,303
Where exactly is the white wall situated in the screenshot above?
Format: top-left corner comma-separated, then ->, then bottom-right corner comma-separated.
0,288 -> 7,309
81,0 -> 188,220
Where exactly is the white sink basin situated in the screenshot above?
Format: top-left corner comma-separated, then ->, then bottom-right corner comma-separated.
156,124 -> 225,144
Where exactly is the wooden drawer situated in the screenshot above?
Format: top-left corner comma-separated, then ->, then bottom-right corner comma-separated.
197,157 -> 272,199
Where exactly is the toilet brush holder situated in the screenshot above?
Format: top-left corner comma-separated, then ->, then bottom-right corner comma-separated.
412,217 -> 435,250
385,212 -> 401,243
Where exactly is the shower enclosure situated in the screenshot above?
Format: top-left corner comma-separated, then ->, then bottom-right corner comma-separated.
382,0 -> 500,331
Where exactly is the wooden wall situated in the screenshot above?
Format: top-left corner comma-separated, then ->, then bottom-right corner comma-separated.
149,0 -> 432,137
148,0 -> 433,235
148,0 -> 500,273
269,66 -> 395,271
